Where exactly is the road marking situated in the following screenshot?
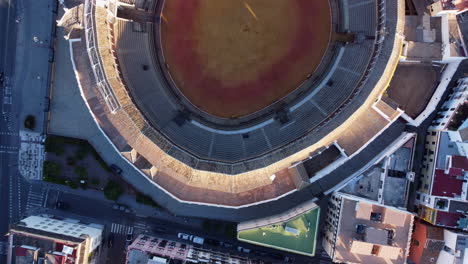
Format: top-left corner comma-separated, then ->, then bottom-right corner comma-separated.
111,223 -> 132,234
26,186 -> 45,210
134,221 -> 146,229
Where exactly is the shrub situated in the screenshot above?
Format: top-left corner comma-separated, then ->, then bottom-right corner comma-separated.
43,175 -> 66,185
67,180 -> 78,189
74,166 -> 88,180
24,115 -> 35,130
43,161 -> 61,177
66,156 -> 76,166
104,181 -> 124,201
75,145 -> 88,160
224,223 -> 237,238
135,192 -> 160,208
91,178 -> 100,186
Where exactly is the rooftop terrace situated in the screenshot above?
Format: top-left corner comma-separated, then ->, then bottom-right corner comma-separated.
237,207 -> 320,256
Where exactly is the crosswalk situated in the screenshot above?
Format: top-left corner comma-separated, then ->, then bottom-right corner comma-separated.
110,223 -> 134,234
134,221 -> 147,230
26,185 -> 47,210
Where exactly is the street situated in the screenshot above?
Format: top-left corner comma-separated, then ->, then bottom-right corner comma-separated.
0,0 -> 18,262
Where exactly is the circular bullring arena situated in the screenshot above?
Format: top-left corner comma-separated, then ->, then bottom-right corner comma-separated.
75,0 -> 404,214
161,0 -> 331,118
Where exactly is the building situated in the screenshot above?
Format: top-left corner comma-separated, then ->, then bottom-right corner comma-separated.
7,215 -> 103,264
237,200 -> 320,257
408,219 -> 445,264
340,133 -> 416,209
417,77 -> 468,231
430,77 -> 468,131
429,0 -> 468,16
408,218 -> 468,264
53,0 -> 408,219
322,193 -> 414,264
126,234 -> 250,264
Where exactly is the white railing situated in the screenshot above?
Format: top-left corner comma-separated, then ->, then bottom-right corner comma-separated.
84,0 -> 120,113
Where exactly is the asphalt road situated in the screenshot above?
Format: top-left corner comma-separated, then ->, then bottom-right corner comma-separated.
0,0 -> 18,262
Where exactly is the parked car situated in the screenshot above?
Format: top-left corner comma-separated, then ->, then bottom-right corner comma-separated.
177,233 -> 204,245
126,229 -> 133,242
237,246 -> 251,253
112,203 -> 131,213
110,164 -> 122,174
178,233 -> 191,240
192,236 -> 204,245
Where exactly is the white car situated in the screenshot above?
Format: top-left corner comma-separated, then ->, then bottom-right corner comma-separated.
178,233 -> 192,240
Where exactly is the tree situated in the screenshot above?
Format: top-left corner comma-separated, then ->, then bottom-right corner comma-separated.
24,115 -> 35,130
74,166 -> 88,180
43,161 -> 61,177
104,181 -> 124,201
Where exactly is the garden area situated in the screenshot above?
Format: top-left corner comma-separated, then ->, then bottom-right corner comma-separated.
43,135 -> 126,197
43,135 -> 162,207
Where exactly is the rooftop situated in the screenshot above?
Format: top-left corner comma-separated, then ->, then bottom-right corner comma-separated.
237,207 -> 320,256
332,196 -> 413,264
435,210 -> 466,229
408,219 -> 445,264
432,168 -> 465,198
436,132 -> 461,169
340,136 -> 415,208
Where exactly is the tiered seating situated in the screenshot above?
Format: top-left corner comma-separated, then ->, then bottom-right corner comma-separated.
348,0 -> 377,36
99,0 -> 393,165
211,134 -> 245,161
162,122 -> 212,157
315,69 -> 360,113
338,40 -> 374,76
264,103 -> 326,148
242,129 -> 271,158
135,0 -> 158,12
114,19 -> 178,125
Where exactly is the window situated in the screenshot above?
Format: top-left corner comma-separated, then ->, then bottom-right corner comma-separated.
432,131 -> 437,136
414,239 -> 420,246
424,184 -> 429,190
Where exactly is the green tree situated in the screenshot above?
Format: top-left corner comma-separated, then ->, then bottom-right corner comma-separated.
74,166 -> 88,180
104,181 -> 124,201
24,115 -> 35,130
43,161 -> 61,177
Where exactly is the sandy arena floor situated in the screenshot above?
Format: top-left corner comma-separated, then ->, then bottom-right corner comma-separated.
160,0 -> 331,118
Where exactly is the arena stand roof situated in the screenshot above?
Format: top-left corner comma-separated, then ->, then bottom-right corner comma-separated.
65,0 -> 406,214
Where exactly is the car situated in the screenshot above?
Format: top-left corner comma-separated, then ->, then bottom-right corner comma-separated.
56,201 -> 69,210
107,234 -> 114,248
126,232 -> 133,242
221,242 -> 233,248
237,246 -> 250,253
178,233 -> 191,240
110,164 -> 122,174
192,236 -> 204,245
